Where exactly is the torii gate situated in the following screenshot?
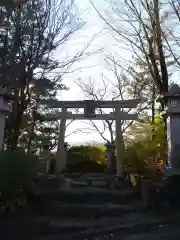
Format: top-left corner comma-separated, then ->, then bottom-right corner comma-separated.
40,99 -> 141,177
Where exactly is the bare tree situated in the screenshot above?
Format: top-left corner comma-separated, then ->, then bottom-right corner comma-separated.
76,55 -> 149,143
76,75 -> 115,143
163,0 -> 180,72
90,0 -> 171,109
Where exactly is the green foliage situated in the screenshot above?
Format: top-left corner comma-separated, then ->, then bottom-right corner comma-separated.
64,160 -> 105,173
65,145 -> 107,173
0,0 -> 24,8
0,149 -> 37,212
67,145 -> 107,166
126,115 -> 166,179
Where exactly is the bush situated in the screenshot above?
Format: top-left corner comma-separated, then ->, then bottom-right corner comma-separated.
64,145 -> 107,173
125,115 -> 167,180
67,145 -> 107,166
0,148 -> 37,212
64,160 -> 105,173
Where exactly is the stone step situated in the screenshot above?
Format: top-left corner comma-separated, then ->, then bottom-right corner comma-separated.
64,173 -> 107,179
70,180 -> 107,188
35,203 -> 143,217
37,220 -> 88,235
35,213 -> 180,240
120,225 -> 180,240
33,187 -> 139,205
61,189 -> 139,204
34,212 -> 152,235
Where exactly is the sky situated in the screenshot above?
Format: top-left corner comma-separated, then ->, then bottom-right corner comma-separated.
54,0 -> 133,145
54,0 -> 115,145
52,0 -> 180,145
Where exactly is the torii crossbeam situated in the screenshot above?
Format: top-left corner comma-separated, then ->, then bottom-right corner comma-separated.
39,99 -> 141,177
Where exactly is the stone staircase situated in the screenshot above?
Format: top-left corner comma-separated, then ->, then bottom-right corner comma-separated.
23,173 -> 180,240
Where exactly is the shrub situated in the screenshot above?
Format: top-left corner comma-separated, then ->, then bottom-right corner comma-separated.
125,115 -> 167,180
67,145 -> 107,166
0,148 -> 37,212
64,160 -> 105,173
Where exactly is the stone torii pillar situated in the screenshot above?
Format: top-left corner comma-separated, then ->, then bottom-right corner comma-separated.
115,108 -> 125,178
0,87 -> 12,150
55,107 -> 67,174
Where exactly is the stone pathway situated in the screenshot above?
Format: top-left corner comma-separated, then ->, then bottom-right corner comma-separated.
2,173 -> 180,239
27,174 -> 180,240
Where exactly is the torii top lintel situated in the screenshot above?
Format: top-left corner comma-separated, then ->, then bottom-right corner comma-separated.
40,99 -> 141,109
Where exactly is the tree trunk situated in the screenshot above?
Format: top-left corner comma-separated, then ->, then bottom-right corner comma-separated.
152,83 -> 156,137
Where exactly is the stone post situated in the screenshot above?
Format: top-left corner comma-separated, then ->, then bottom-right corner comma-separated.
56,107 -> 67,174
0,87 -> 12,150
39,135 -> 51,174
105,142 -> 112,169
43,138 -> 51,173
64,142 -> 68,165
